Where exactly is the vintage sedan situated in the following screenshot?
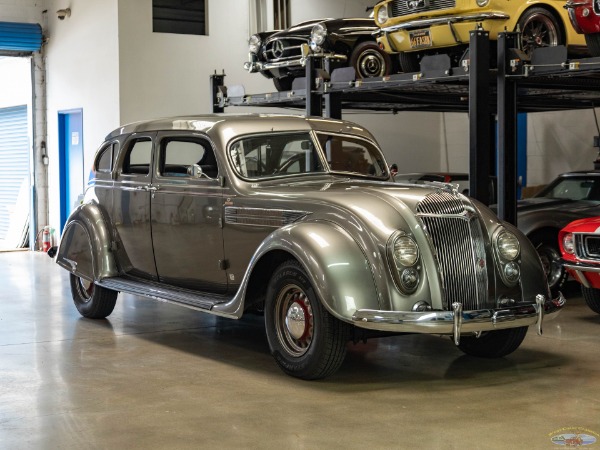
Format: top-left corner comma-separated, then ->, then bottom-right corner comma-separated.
373,0 -> 587,72
52,114 -> 563,380
565,0 -> 600,56
512,171 -> 600,292
244,18 -> 392,91
559,217 -> 600,314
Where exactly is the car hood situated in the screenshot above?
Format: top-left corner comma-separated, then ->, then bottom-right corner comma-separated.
516,197 -> 595,212
267,18 -> 377,40
562,216 -> 600,233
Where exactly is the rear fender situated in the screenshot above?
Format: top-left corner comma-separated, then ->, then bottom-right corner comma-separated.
56,202 -> 117,281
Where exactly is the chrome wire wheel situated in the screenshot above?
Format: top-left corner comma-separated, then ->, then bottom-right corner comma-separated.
519,10 -> 560,55
538,245 -> 563,288
274,283 -> 314,357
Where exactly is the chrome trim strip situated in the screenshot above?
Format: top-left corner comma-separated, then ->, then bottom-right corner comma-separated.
244,52 -> 348,73
351,292 -> 565,334
562,261 -> 600,288
225,207 -> 310,227
380,12 -> 510,33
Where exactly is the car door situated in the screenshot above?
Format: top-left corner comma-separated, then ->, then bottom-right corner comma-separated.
150,132 -> 226,293
111,132 -> 158,280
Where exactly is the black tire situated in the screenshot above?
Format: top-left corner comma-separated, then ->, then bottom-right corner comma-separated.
264,260 -> 350,380
398,51 -> 420,73
517,7 -> 563,56
530,232 -> 567,291
457,327 -> 528,358
273,76 -> 294,92
585,33 -> 600,57
350,41 -> 392,79
582,286 -> 600,314
70,273 -> 118,319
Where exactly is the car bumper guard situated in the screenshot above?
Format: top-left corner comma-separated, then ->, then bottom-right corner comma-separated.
563,261 -> 600,288
244,51 -> 348,74
352,292 -> 565,345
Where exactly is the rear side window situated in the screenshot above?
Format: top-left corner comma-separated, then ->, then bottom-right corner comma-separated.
95,142 -> 118,173
122,139 -> 152,175
160,138 -> 217,178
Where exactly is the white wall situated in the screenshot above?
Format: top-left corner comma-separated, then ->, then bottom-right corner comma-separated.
44,0 -> 120,231
0,57 -> 31,109
0,0 -> 44,23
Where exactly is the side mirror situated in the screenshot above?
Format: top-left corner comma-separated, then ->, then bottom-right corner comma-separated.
187,164 -> 204,179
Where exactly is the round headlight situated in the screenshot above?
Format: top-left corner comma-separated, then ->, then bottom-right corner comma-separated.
392,235 -> 419,267
311,23 -> 327,46
248,34 -> 261,54
476,0 -> 490,6
497,230 -> 520,261
376,6 -> 389,25
562,232 -> 575,254
400,267 -> 420,292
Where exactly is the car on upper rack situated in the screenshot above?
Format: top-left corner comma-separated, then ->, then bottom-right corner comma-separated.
51,113 -> 563,380
244,17 -> 393,91
509,171 -> 600,292
559,217 -> 600,314
565,0 -> 600,56
372,0 -> 587,72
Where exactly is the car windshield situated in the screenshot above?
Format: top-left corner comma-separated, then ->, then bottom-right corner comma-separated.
536,176 -> 600,201
316,132 -> 388,178
228,131 -> 388,180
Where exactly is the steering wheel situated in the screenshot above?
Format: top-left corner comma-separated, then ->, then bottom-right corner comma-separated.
277,153 -> 305,174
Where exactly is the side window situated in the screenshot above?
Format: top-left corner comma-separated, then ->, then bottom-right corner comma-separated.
122,139 -> 152,175
95,143 -> 113,173
161,138 -> 217,178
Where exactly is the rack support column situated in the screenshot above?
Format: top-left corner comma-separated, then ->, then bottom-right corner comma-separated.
497,32 -> 519,225
210,72 -> 225,113
468,30 -> 491,205
305,56 -> 323,116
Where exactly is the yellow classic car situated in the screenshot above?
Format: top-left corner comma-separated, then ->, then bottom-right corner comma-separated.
373,0 -> 586,72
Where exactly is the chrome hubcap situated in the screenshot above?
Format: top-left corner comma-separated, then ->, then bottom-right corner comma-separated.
358,50 -> 385,78
275,284 -> 313,357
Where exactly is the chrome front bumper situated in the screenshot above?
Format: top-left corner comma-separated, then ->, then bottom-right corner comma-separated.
563,261 -> 600,288
380,12 -> 509,33
244,51 -> 348,73
352,292 -> 565,345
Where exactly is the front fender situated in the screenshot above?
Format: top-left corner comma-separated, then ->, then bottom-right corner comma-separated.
214,220 -> 379,322
56,202 -> 117,281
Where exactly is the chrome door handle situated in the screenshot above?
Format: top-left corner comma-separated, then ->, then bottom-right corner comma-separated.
146,186 -> 159,192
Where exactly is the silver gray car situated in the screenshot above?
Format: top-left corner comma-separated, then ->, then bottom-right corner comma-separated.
53,114 -> 564,379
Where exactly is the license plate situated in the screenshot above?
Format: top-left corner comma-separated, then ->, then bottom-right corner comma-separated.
409,29 -> 432,49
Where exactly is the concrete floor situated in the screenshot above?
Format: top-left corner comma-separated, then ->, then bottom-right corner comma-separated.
1,251 -> 600,449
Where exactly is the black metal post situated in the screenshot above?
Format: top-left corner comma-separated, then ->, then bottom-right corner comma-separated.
468,30 -> 491,204
324,58 -> 342,119
305,56 -> 323,116
497,32 -> 519,225
210,71 -> 225,113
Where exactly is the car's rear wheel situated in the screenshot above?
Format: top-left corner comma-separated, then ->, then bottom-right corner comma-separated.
350,41 -> 392,79
264,260 -> 349,380
70,274 -> 118,319
456,327 -> 528,358
530,232 -> 567,292
517,7 -> 563,56
582,286 -> 600,314
273,76 -> 294,92
585,33 -> 600,57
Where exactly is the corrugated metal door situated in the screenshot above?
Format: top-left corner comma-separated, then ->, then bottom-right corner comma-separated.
0,105 -> 29,241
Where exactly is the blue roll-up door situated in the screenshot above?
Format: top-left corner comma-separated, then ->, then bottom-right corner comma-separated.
0,22 -> 42,52
0,105 -> 29,241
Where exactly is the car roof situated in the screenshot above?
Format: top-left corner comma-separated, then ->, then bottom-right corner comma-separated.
104,114 -> 375,142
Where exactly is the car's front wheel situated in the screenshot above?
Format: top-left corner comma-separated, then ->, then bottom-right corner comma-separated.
70,274 -> 118,319
582,286 -> 600,314
517,7 -> 563,56
456,327 -> 528,358
350,41 -> 392,79
264,260 -> 349,379
531,232 -> 567,292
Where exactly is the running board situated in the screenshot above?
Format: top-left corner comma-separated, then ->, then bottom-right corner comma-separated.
98,277 -> 234,314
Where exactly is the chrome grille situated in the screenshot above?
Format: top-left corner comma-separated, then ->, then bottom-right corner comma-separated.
390,0 -> 456,17
263,37 -> 308,62
417,191 -> 489,311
